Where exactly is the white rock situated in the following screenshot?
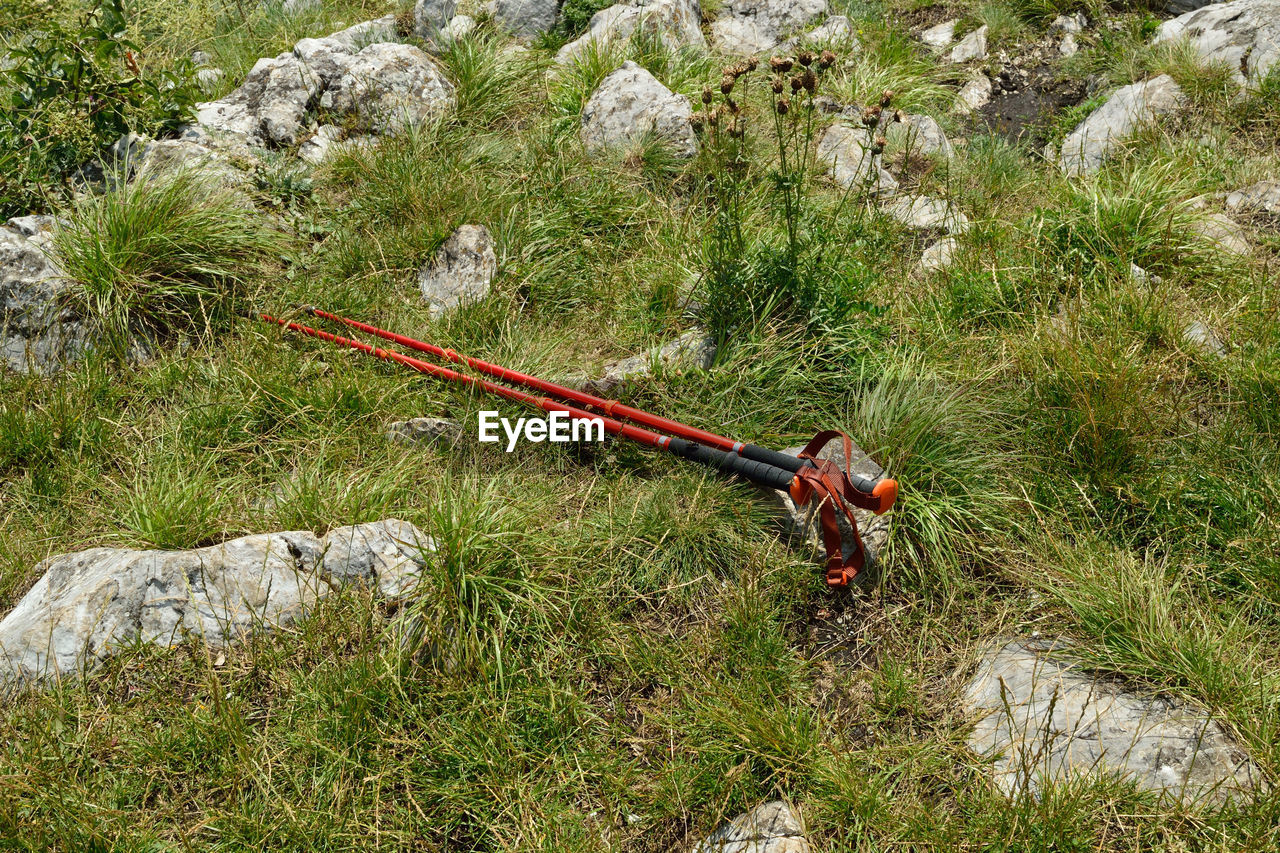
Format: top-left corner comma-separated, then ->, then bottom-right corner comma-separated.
298,124 -> 344,164
779,14 -> 858,51
1059,32 -> 1078,57
1058,75 -> 1185,176
1,218 -> 84,375
1154,0 -> 1280,86
494,0 -> 559,36
388,417 -> 463,446
816,123 -> 898,195
1129,261 -> 1163,285
915,237 -> 959,276
321,43 -> 456,133
0,520 -> 434,686
953,75 -> 993,113
710,0 -> 828,56
1049,12 -> 1086,34
1193,212 -> 1251,256
556,0 -> 705,66
196,67 -> 224,91
418,225 -> 498,317
415,0 -> 458,37
949,25 -> 987,63
887,113 -> 954,159
588,330 -> 715,394
1183,319 -> 1227,357
692,801 -> 810,853
883,195 -> 969,233
281,0 -> 321,14
116,134 -> 252,188
580,61 -> 697,159
445,14 -> 477,40
1225,180 -> 1280,216
920,19 -> 956,50
964,639 -> 1263,805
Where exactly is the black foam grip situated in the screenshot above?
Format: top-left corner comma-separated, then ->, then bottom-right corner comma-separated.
669,439 -> 794,490
741,443 -> 879,494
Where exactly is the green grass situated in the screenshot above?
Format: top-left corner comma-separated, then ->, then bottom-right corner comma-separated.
3,0 -> 1280,849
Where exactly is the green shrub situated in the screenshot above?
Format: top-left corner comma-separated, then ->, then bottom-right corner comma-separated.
54,167 -> 277,356
0,0 -> 198,217
557,0 -> 614,39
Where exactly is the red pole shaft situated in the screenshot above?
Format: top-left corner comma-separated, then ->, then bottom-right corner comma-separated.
305,307 -> 747,455
260,314 -> 677,450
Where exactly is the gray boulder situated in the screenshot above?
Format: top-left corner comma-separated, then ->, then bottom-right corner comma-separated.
920,19 -> 956,51
949,25 -> 987,63
114,132 -> 253,187
1058,75 -> 1185,176
195,52 -> 321,146
320,43 -> 456,132
1154,0 -> 1280,85
587,330 -> 715,394
883,195 -> 970,233
816,123 -> 898,195
419,224 -> 498,317
886,113 -> 954,160
692,801 -> 810,853
494,0 -> 559,37
0,520 -> 433,687
580,61 -> 697,159
964,639 -> 1264,805
0,217 -> 84,375
1225,180 -> 1280,217
710,0 -> 828,56
556,0 -> 705,66
414,0 -> 458,38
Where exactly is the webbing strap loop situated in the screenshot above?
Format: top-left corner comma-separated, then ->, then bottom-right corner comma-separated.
788,431 -> 876,588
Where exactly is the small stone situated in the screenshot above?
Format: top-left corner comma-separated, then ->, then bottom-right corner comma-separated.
493,0 -> 559,37
949,25 -> 988,63
418,225 -> 497,318
298,124 -> 344,165
1225,180 -> 1280,217
414,0 -> 458,37
587,330 -> 715,394
1153,0 -> 1280,86
883,195 -> 969,233
914,237 -> 959,277
920,19 -> 957,50
711,0 -> 827,55
195,67 -> 225,91
886,113 -> 954,160
1058,33 -> 1078,57
556,0 -> 705,66
1049,12 -> 1086,34
953,75 -> 993,114
816,123 -> 899,196
1058,75 -> 1185,176
1129,262 -> 1163,286
1193,212 -> 1250,256
692,801 -> 810,853
387,417 -> 463,446
1183,320 -> 1227,357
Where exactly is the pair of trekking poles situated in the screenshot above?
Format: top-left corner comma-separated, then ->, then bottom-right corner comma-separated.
259,307 -> 897,587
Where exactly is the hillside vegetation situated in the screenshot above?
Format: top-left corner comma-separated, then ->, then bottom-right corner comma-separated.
1,0 -> 1279,849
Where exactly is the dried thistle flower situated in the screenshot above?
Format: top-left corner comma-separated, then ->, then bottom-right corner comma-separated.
861,105 -> 878,126
818,50 -> 835,69
702,85 -> 713,104
872,135 -> 886,154
721,76 -> 735,95
728,117 -> 746,138
770,76 -> 784,94
769,56 -> 793,73
726,97 -> 740,114
880,89 -> 894,108
798,51 -> 815,67
777,97 -> 790,115
790,75 -> 803,92
690,112 -> 706,131
802,69 -> 817,93
746,56 -> 759,71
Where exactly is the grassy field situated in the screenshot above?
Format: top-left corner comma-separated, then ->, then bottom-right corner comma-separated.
2,0 -> 1279,849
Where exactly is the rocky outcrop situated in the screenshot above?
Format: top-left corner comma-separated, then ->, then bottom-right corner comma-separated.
816,123 -> 898,195
580,62 -> 697,159
1058,75 -> 1185,176
194,18 -> 453,147
586,329 -> 715,394
0,217 -> 83,375
419,225 -> 498,318
494,0 -> 559,37
1154,0 -> 1280,86
710,0 -> 828,56
692,801 -> 810,853
113,133 -> 254,187
556,0 -> 705,66
0,520 -> 433,687
964,639 -> 1264,805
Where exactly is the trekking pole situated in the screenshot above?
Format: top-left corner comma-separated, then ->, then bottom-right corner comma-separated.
259,310 -> 894,587
300,306 -> 896,514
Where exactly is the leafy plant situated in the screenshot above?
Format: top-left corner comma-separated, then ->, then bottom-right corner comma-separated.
0,0 -> 199,217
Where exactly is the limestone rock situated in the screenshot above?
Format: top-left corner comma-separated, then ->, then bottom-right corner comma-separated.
196,67 -> 225,91
0,217 -> 84,375
693,801 -> 810,853
1183,320 -> 1227,357
816,123 -> 898,196
710,0 -> 828,56
1059,32 -> 1078,57
1193,212 -> 1250,256
964,639 -> 1264,805
587,330 -> 715,394
1058,75 -> 1185,176
415,0 -> 458,37
195,52 -> 320,146
298,124 -> 344,164
1225,180 -> 1280,217
388,417 -> 464,446
1154,0 -> 1280,86
949,25 -> 987,63
887,113 -> 954,160
920,19 -> 956,50
580,61 -> 697,159
884,195 -> 969,233
494,0 -> 559,37
1049,13 -> 1086,34
556,0 -> 705,66
779,14 -> 857,51
321,43 -> 456,133
445,14 -> 477,40
418,225 -> 497,317
914,237 -> 959,277
953,75 -> 993,114
0,520 -> 434,687
114,132 -> 253,187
